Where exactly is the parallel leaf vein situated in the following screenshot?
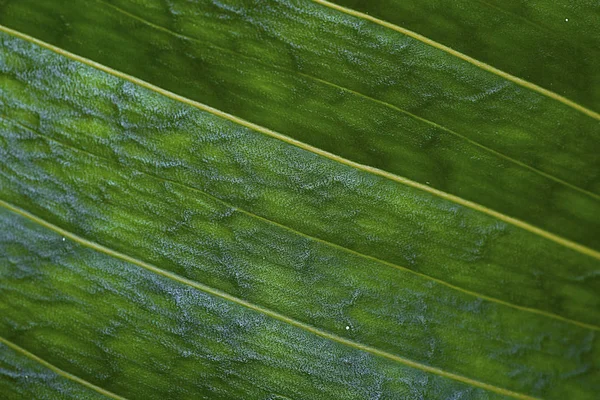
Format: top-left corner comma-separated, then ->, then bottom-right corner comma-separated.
312,0 -> 600,120
0,24 -> 596,260
0,335 -> 127,400
3,114 -> 598,332
0,198 -> 539,400
94,0 -> 599,201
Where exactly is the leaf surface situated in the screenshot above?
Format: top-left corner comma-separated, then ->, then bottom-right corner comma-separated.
1,0 -> 599,249
0,1 -> 599,399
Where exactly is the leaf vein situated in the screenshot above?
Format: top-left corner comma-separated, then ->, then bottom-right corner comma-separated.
0,199 -> 540,400
0,335 -> 128,400
3,114 -> 598,332
312,0 -> 600,120
94,0 -> 599,201
0,23 -> 597,258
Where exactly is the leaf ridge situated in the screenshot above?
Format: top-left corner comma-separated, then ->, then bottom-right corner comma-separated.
4,114 -> 598,332
0,335 -> 127,400
312,0 -> 600,120
0,199 -> 540,400
1,24 -> 597,260
94,0 -> 599,201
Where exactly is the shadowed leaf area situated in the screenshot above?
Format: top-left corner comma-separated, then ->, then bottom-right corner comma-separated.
0,0 -> 598,399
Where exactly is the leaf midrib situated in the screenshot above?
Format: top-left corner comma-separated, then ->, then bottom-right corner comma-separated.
4,113 -> 597,332
0,6 -> 595,400
2,23 -> 596,260
312,0 -> 600,120
0,198 -> 539,400
95,0 -> 599,201
0,335 -> 127,400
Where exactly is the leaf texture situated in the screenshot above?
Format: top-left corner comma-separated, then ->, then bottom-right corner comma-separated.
324,0 -> 600,111
0,1 -> 599,399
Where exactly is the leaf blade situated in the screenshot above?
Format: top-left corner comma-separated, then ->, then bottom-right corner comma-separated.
1,0 -> 598,248
322,0 -> 600,111
1,28 -> 599,399
0,206 -> 515,400
1,1 -> 599,399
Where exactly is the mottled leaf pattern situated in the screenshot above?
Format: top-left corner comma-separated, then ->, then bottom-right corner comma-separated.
0,1 -> 598,399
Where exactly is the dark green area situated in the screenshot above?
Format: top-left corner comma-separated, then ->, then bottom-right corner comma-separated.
0,0 -> 598,250
335,0 -> 600,111
0,208 -> 506,399
0,31 -> 599,399
0,1 -> 599,399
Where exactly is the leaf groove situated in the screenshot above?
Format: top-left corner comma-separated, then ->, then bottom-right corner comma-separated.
1,24 -> 596,260
0,335 -> 127,400
4,114 -> 598,332
312,0 -> 600,120
94,0 -> 599,201
0,199 -> 540,400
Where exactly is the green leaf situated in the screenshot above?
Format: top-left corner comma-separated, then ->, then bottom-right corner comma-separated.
0,1 -> 598,399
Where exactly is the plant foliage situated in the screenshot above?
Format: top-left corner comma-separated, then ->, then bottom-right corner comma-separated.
0,1 -> 599,399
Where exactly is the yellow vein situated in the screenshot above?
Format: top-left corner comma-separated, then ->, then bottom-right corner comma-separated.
0,24 -> 598,261
311,0 -> 600,120
0,335 -> 127,400
0,198 -> 539,400
5,114 -> 598,332
311,76 -> 600,201
94,0 -> 599,201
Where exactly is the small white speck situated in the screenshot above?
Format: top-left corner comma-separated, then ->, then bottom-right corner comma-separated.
565,18 -> 569,22
345,326 -> 350,330
62,237 -> 66,241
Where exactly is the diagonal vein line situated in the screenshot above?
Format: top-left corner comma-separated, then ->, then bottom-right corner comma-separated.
3,114 -> 598,332
0,24 -> 597,260
94,0 -> 600,201
307,76 -> 600,201
3,23 -> 597,261
94,0 -> 599,201
0,335 -> 127,400
312,0 -> 600,120
0,199 -> 539,400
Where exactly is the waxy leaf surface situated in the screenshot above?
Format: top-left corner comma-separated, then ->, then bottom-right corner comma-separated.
0,1 -> 599,399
